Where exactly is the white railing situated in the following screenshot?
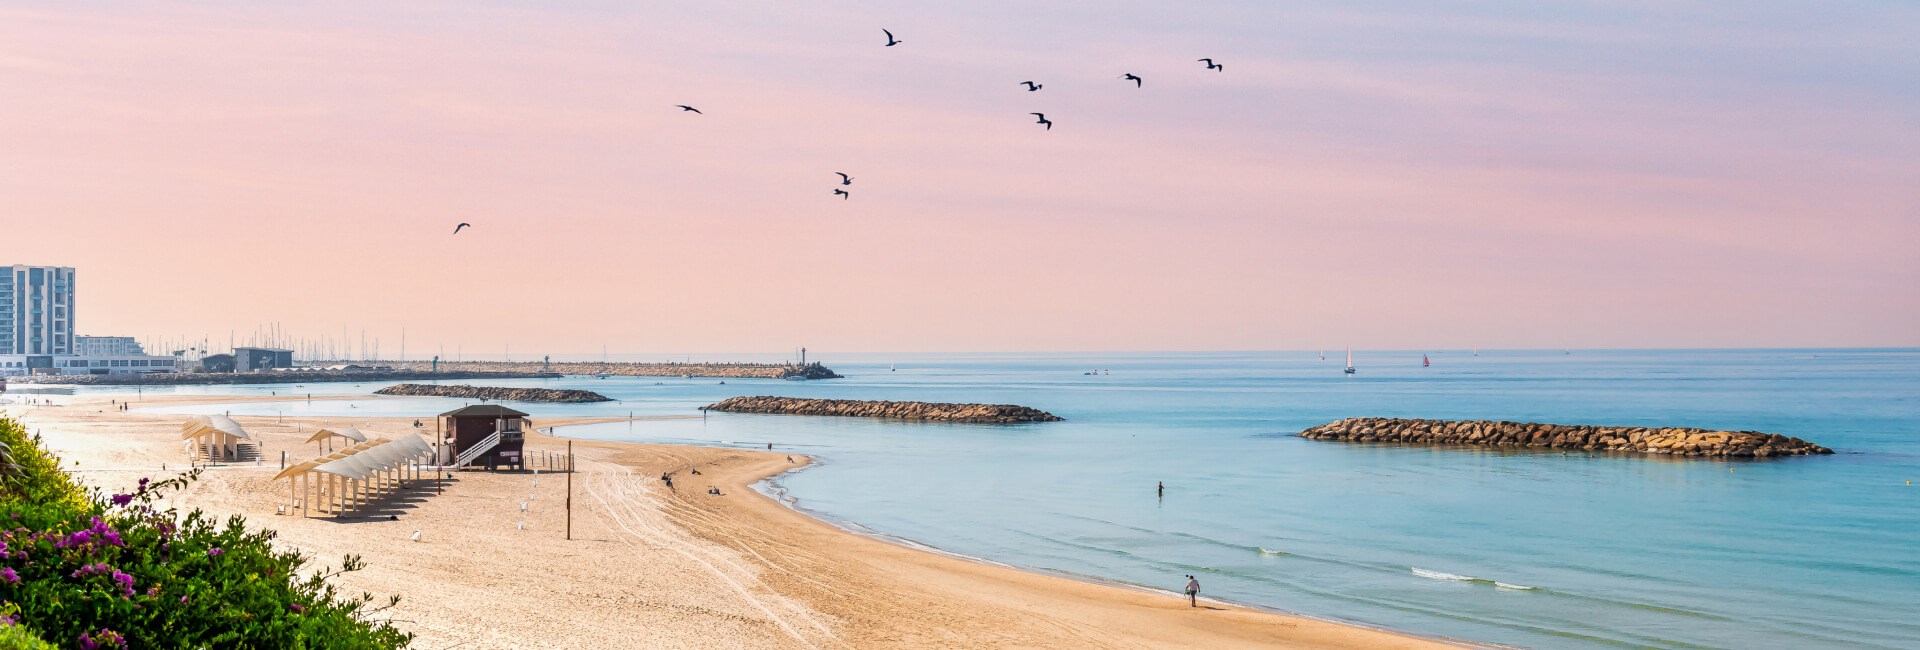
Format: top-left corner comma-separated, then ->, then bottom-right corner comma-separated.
452,431 -> 501,468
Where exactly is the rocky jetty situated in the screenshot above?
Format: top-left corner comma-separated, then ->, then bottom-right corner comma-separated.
1298,417 -> 1831,458
703,396 -> 1062,423
6,370 -> 560,387
373,384 -> 611,403
385,360 -> 842,380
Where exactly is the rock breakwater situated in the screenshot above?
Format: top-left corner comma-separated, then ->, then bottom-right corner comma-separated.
703,396 -> 1062,423
1299,418 -> 1831,458
374,384 -> 612,403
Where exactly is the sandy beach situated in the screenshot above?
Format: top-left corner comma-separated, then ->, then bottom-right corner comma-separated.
3,393 -> 1459,649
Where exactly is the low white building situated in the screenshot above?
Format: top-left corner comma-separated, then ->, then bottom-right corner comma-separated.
0,353 -> 180,376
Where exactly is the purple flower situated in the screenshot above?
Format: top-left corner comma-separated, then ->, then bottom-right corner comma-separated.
179,595 -> 188,604
207,547 -> 223,557
289,602 -> 305,613
0,567 -> 17,584
62,531 -> 90,548
77,629 -> 124,650
110,494 -> 133,507
112,570 -> 136,597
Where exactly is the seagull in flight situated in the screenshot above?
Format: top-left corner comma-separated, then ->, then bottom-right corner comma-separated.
1019,81 -> 1042,92
452,222 -> 471,235
883,29 -> 902,47
1120,73 -> 1142,88
1030,113 -> 1052,130
1199,58 -> 1223,71
675,105 -> 702,114
833,188 -> 850,200
835,172 -> 853,185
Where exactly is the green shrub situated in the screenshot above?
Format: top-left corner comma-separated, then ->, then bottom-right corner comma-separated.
0,417 -> 412,648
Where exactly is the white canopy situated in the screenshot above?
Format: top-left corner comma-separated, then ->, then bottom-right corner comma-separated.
306,427 -> 368,444
180,415 -> 250,441
277,435 -> 435,482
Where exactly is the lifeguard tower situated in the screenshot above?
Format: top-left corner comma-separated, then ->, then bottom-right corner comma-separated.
437,404 -> 530,470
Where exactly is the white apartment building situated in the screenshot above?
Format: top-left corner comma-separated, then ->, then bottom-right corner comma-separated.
2,265 -> 75,355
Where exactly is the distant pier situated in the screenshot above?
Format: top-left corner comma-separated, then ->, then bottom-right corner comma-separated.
395,360 -> 842,380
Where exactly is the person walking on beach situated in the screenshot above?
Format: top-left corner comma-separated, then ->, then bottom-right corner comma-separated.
1157,481 -> 1164,498
1184,575 -> 1201,608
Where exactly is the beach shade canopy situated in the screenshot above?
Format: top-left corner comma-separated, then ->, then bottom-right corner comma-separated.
274,435 -> 437,482
180,415 -> 250,441
306,427 -> 368,445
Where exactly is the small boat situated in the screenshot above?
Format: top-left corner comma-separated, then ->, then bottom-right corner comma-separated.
784,375 -> 808,381
1423,354 -> 1430,368
1344,346 -> 1356,375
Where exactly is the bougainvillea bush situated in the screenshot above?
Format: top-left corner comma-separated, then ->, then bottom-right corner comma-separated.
0,417 -> 411,648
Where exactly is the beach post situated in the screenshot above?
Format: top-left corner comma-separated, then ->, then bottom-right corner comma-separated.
566,440 -> 573,541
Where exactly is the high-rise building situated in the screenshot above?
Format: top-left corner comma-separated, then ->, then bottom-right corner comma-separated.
1,265 -> 76,355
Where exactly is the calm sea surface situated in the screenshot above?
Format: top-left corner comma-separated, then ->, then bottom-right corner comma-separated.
119,349 -> 1920,649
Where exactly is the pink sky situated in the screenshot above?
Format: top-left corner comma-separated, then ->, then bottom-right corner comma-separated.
3,2 -> 1917,355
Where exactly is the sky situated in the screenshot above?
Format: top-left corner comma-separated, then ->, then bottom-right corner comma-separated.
2,1 -> 1917,356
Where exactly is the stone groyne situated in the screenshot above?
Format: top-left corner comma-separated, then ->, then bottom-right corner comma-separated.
383,360 -> 842,380
1298,418 -> 1832,458
373,384 -> 612,403
6,370 -> 560,387
703,396 -> 1063,423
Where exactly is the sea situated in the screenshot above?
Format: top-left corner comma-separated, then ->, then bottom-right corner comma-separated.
99,349 -> 1920,649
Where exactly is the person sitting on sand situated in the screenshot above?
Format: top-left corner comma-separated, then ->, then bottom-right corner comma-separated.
1185,575 -> 1201,608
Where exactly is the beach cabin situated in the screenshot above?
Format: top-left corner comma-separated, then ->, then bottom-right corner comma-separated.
438,404 -> 530,471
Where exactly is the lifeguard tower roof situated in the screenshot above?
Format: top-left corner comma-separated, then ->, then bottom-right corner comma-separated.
438,404 -> 530,419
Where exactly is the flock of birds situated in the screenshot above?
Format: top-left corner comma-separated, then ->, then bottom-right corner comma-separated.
450,26 -> 1225,233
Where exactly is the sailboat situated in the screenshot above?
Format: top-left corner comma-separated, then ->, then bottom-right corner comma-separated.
1423,354 -> 1430,368
890,358 -> 896,372
1318,349 -> 1325,361
1344,346 -> 1356,375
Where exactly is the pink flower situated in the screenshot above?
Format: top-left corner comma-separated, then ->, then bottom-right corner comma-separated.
0,567 -> 17,584
207,547 -> 223,557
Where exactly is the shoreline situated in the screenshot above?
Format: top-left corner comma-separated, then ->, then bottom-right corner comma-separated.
740,458 -> 1487,649
7,393 -> 1464,648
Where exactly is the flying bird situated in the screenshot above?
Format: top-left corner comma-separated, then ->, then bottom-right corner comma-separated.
675,105 -> 702,114
1121,73 -> 1142,87
833,188 -> 850,200
1199,58 -> 1223,71
883,29 -> 902,46
452,222 -> 471,235
1019,81 -> 1042,91
1031,113 -> 1052,130
835,172 -> 853,185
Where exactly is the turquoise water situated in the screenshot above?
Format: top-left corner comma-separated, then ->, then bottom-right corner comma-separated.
124,350 -> 1920,649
